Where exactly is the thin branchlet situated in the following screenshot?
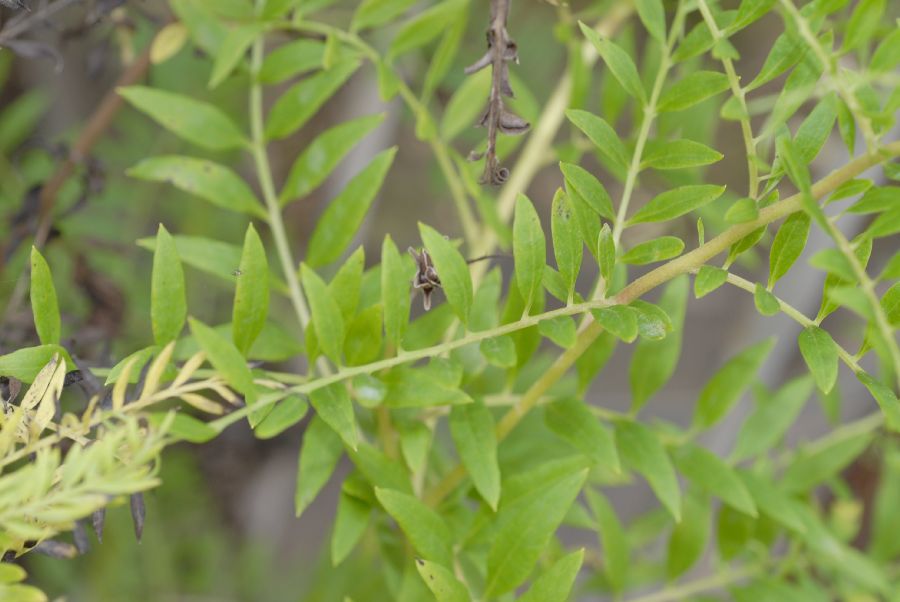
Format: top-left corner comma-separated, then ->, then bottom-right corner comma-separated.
465,0 -> 530,185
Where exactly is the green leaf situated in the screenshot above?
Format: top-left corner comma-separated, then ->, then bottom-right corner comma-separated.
694,338 -> 775,430
768,212 -> 811,288
375,488 -> 453,566
843,0 -> 884,51
584,488 -> 628,593
642,139 -> 723,170
189,318 -> 258,419
630,276 -> 689,410
724,197 -> 759,223
281,114 -> 384,203
781,430 -> 870,492
628,185 -> 726,225
518,548 -> 584,602
657,71 -> 730,112
738,471 -> 805,532
156,412 -> 217,443
232,225 -> 269,356
634,0 -> 666,42
538,316 -> 578,349
151,225 -> 187,345
119,86 -> 246,150
848,186 -> 900,214
544,397 -> 619,470
621,236 -> 684,265
579,22 -> 646,103
419,223 -> 473,324
414,559 -> 469,602
352,0 -> 417,31
421,11 -> 466,101
381,236 -> 410,349
798,326 -> 839,393
883,281 -> 900,325
667,489 -> 711,580
559,162 -> 615,221
871,26 -> 900,72
383,363 -> 473,408
348,442 -> 412,492
0,345 -> 71,383
753,284 -> 781,316
209,24 -> 260,88
615,420 -> 681,520
597,223 -> 615,284
329,247 -> 365,323
306,147 -> 397,267
295,415 -> 344,516
593,305 -> 638,343
265,60 -> 360,139
673,444 -> 757,516
310,382 -> 358,450
565,110 -> 629,171
480,335 -> 517,368
331,490 -> 371,566
259,39 -> 325,84
551,190 -> 582,302
449,400 -> 501,510
732,376 -> 814,461
793,95 -> 837,165
388,0 -> 465,59
513,194 -> 547,312
128,156 -> 265,218
29,247 -> 60,345
301,265 -> 345,365
857,372 -> 900,431
694,265 -> 728,298
255,395 -> 308,440
485,469 -> 588,596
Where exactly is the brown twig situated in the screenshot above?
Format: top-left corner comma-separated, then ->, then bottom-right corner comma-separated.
466,0 -> 529,185
1,42 -> 152,324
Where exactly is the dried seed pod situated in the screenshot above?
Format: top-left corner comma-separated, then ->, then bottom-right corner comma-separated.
498,110 -> 530,136
130,493 -> 145,541
408,247 -> 442,311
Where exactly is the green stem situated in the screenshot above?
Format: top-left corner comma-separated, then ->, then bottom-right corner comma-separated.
777,0 -> 877,151
249,35 -> 311,333
422,139 -> 900,506
696,0 -> 759,199
720,272 -> 862,372
291,20 -> 480,248
611,4 -> 685,247
624,563 -> 765,602
820,217 -> 900,391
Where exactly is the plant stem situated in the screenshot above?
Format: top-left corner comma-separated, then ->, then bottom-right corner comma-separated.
623,563 -> 764,602
290,20 -> 480,249
249,35 -> 312,334
696,0 -> 759,199
820,217 -> 900,391
720,272 -> 862,372
421,139 -> 900,506
612,1 -> 686,249
777,0 -> 877,151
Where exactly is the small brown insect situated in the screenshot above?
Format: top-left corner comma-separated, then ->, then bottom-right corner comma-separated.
408,247 -> 442,311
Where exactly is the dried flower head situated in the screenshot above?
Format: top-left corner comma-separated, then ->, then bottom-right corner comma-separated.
408,247 -> 442,311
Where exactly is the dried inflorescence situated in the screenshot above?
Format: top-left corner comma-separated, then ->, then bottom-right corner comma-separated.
466,0 -> 530,185
409,247 -> 442,311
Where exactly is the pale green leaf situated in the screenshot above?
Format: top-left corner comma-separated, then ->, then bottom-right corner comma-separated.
29,247 -> 60,346
449,400 -> 501,510
151,225 -> 187,345
232,224 -> 269,355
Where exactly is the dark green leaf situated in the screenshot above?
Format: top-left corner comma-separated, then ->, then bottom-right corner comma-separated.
232,225 -> 269,355
388,0 -> 466,59
310,382 -> 358,450
414,559 -> 469,602
565,110 -> 629,170
301,265 -> 345,365
579,22 -> 646,103
753,284 -> 781,316
694,265 -> 728,298
538,316 -> 578,348
513,194 -> 547,311
593,305 -> 638,342
119,86 -> 246,150
628,185 -> 726,225
732,376 -> 814,461
642,139 -> 723,170
255,395 -> 308,440
419,223 -> 473,324
151,225 -> 187,345
306,147 -> 397,266
128,156 -> 265,218
381,236 -> 410,349
282,114 -> 385,203
658,71 -> 730,112
798,326 -> 839,393
544,397 -> 619,470
518,548 -> 584,602
615,420 -> 681,520
559,162 -> 615,221
769,212 -> 811,287
585,488 -> 628,593
621,236 -> 684,265
375,488 -> 453,566
694,338 -> 775,430
259,39 -> 325,84
551,190 -> 582,302
331,490 -> 371,566
265,61 -> 360,140
29,247 -> 60,345
295,415 -> 344,516
673,444 -> 757,516
667,490 -> 710,579
449,400 -> 501,510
